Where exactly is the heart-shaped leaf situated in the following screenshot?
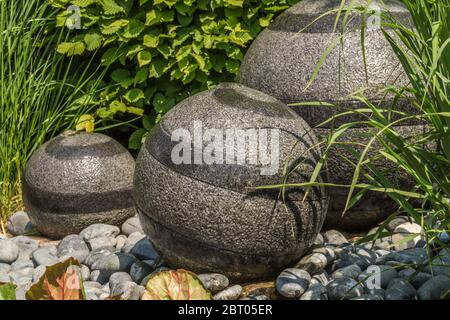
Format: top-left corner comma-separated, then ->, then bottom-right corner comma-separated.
26,258 -> 85,300
142,269 -> 212,300
0,283 -> 17,300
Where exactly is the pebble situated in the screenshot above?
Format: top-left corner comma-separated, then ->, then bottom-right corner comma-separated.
84,281 -> 103,289
80,265 -> 91,281
31,246 -> 59,267
89,270 -> 110,285
392,223 -> 424,250
11,236 -> 39,260
109,272 -> 133,292
299,282 -> 328,300
121,217 -> 143,236
323,230 -> 348,246
310,270 -> 330,286
88,237 -> 117,252
387,216 -> 411,231
11,259 -> 34,271
0,239 -> 20,264
33,265 -> 47,282
417,275 -> 450,300
198,273 -> 230,294
326,277 -> 365,300
0,263 -> 11,274
332,264 -> 362,280
351,294 -> 383,300
84,249 -> 113,268
358,265 -> 397,289
57,235 -> 90,264
276,268 -> 311,299
130,261 -> 154,284
213,285 -> 243,300
385,278 -> 417,300
424,250 -> 450,277
110,281 -> 141,300
9,267 -> 34,286
295,252 -> 328,274
398,268 -> 432,289
115,235 -> 127,251
0,272 -> 9,283
376,248 -> 428,265
313,233 -> 324,246
122,235 -> 159,261
80,224 -> 120,241
6,211 -> 36,236
91,252 -> 136,278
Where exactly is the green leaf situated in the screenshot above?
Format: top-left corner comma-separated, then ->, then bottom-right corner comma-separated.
25,258 -> 85,300
142,269 -> 212,300
137,50 -> 152,67
124,88 -> 145,103
0,283 -> 17,300
57,42 -> 86,56
110,100 -> 127,113
101,19 -> 129,35
225,59 -> 240,74
143,33 -> 159,48
101,0 -> 125,15
84,33 -> 102,51
76,114 -> 95,133
128,129 -> 147,150
126,106 -> 145,116
110,68 -> 131,83
149,59 -> 168,78
123,19 -> 145,38
153,92 -> 175,113
101,47 -> 125,65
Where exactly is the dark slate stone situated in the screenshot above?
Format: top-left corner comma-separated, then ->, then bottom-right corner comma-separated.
134,83 -> 328,281
238,0 -> 419,231
23,131 -> 136,239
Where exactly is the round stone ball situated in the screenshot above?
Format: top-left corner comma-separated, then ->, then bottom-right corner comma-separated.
23,131 -> 136,239
238,0 -> 421,231
134,83 -> 328,281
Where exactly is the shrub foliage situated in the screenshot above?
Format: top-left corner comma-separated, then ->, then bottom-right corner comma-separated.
49,0 -> 299,148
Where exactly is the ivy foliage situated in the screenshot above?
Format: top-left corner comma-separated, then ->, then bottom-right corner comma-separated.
49,0 -> 299,149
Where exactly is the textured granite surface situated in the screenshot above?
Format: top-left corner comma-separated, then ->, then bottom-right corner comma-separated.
134,83 -> 328,280
238,0 -> 415,127
23,132 -> 136,239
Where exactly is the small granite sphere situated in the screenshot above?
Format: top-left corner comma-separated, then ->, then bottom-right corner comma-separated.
238,0 -> 422,231
23,131 -> 135,239
134,83 -> 328,281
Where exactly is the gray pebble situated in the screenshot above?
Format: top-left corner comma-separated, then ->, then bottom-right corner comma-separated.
32,246 -> 59,266
84,249 -> 113,268
276,268 -> 311,299
0,263 -> 11,274
300,282 -> 328,300
198,273 -> 230,294
121,216 -> 143,236
0,239 -> 19,264
376,248 -> 428,266
385,278 -> 417,300
323,230 -> 348,246
398,268 -> 432,289
80,264 -> 91,281
110,281 -> 141,300
313,233 -> 324,246
115,235 -> 127,251
33,265 -> 47,282
11,236 -> 39,260
83,281 -> 103,289
89,270 -> 110,285
6,211 -> 35,236
109,272 -> 133,292
57,235 -> 90,264
326,277 -> 365,300
80,224 -> 120,241
0,272 -> 9,283
332,264 -> 362,280
84,286 -> 103,300
91,252 -> 136,278
9,267 -> 34,286
130,261 -> 154,284
88,237 -> 117,252
122,236 -> 158,261
11,259 -> 34,271
295,252 -> 328,274
387,216 -> 411,231
311,270 -> 330,286
213,285 -> 243,300
351,294 -> 384,300
417,275 -> 450,300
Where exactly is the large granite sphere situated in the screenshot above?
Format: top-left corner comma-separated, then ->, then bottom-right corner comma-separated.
134,83 -> 328,281
238,0 -> 421,231
23,132 -> 135,239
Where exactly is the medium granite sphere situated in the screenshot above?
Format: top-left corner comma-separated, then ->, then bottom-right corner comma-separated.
134,83 -> 328,281
238,0 -> 421,231
23,131 -> 135,239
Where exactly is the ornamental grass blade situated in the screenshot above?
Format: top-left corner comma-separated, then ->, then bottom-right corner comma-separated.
142,269 -> 212,300
25,258 -> 85,300
0,283 -> 17,300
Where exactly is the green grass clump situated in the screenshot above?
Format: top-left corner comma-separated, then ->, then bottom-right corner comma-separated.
0,0 -> 103,220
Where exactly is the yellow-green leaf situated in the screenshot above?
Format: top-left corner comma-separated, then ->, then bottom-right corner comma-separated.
76,114 -> 95,133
